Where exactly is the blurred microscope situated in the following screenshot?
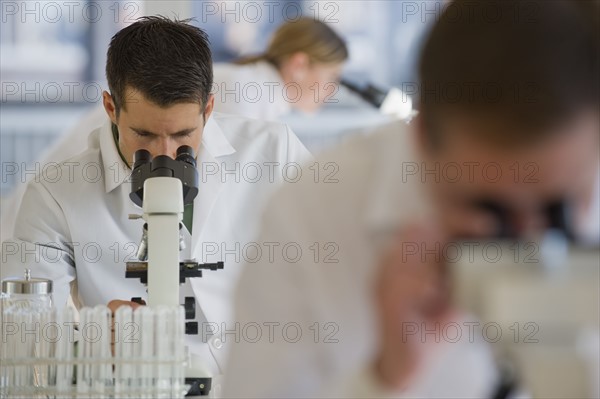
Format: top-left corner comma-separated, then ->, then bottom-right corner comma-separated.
452,201 -> 599,398
340,79 -> 417,122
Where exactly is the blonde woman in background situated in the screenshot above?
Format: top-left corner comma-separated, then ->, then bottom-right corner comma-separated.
213,18 -> 349,121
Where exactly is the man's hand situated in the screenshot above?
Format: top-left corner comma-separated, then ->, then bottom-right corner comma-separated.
107,299 -> 146,314
373,224 -> 450,390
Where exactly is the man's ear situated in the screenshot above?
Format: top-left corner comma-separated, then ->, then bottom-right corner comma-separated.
102,91 -> 118,125
203,94 -> 215,124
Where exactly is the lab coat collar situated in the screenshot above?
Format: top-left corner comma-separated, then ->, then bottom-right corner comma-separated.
201,113 -> 236,158
99,114 -> 236,194
99,120 -> 130,194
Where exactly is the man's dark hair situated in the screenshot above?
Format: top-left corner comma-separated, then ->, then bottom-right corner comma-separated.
418,0 -> 599,147
106,16 -> 213,116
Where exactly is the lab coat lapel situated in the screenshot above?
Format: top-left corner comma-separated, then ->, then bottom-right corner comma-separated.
97,120 -> 131,194
190,147 -> 226,256
190,115 -> 235,256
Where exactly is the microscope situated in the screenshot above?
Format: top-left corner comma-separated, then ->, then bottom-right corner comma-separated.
125,146 -> 224,397
451,200 -> 599,398
340,79 -> 415,121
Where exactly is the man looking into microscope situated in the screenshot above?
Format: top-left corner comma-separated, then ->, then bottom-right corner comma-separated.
0,16 -> 311,389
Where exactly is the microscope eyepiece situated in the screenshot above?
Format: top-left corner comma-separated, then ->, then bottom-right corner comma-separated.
470,198 -> 574,241
129,146 -> 199,207
133,149 -> 152,170
176,145 -> 196,167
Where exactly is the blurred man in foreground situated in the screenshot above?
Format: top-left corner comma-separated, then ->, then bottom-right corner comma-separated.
224,1 -> 599,397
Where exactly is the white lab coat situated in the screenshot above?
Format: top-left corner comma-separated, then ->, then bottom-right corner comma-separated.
0,106 -> 106,243
0,112 -> 311,379
0,62 -> 290,242
223,120 -> 600,398
212,61 -> 291,121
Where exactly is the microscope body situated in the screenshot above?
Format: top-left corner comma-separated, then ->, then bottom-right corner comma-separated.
126,147 -> 223,397
140,176 -> 183,307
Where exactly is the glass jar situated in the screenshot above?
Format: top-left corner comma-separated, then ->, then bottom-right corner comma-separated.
1,269 -> 55,392
1,269 -> 53,314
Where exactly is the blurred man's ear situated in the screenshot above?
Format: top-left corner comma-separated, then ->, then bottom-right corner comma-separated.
102,91 -> 118,125
203,94 -> 215,124
414,112 -> 436,157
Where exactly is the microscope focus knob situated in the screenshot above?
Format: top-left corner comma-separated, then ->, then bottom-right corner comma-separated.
185,322 -> 199,335
184,296 -> 196,320
131,297 -> 146,306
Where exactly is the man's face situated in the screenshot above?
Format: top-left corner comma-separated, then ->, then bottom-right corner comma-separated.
419,110 -> 600,239
102,87 -> 214,166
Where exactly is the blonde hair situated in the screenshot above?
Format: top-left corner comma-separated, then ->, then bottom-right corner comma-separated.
236,18 -> 348,67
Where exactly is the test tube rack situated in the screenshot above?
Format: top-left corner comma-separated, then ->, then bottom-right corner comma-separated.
1,305 -> 187,398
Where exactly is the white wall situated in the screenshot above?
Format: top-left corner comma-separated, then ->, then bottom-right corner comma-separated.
143,0 -> 193,19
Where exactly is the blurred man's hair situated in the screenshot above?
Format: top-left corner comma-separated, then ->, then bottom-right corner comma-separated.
418,0 -> 599,147
106,16 -> 213,116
